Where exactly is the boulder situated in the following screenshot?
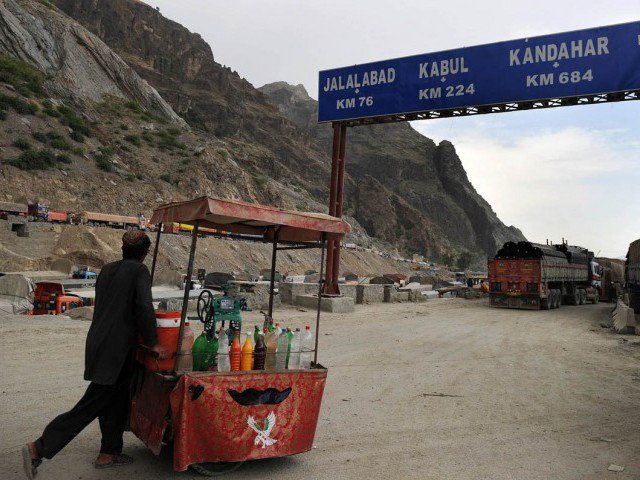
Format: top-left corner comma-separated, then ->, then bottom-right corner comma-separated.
370,276 -> 395,285
67,306 -> 94,321
204,272 -> 235,288
51,258 -> 73,275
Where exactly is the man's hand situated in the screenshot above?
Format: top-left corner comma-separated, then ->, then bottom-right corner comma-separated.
151,344 -> 169,359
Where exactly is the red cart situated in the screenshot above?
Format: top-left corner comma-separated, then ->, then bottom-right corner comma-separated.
131,196 -> 350,474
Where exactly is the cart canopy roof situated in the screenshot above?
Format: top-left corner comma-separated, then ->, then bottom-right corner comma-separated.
150,196 -> 350,243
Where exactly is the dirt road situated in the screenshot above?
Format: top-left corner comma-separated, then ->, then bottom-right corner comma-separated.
2,300 -> 639,479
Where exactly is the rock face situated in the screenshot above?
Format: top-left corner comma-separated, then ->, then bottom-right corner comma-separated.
5,0 -> 524,261
0,0 -> 184,124
259,82 -> 525,257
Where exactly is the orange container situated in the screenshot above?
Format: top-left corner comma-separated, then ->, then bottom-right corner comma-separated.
143,311 -> 181,372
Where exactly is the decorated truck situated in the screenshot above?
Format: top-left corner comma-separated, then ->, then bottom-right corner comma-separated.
626,239 -> 640,313
488,241 -> 600,310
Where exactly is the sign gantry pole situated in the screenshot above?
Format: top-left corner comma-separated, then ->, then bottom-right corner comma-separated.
323,122 -> 347,296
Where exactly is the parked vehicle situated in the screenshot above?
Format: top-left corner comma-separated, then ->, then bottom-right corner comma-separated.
72,267 -> 97,280
32,282 -> 83,315
626,239 -> 640,313
28,203 -> 69,223
0,201 -> 27,219
488,240 -> 600,310
75,211 -> 139,229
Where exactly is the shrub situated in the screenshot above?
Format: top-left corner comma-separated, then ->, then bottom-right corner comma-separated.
125,101 -> 143,114
95,147 -> 114,172
142,130 -> 155,143
37,0 -> 55,9
155,129 -> 186,150
0,53 -> 45,97
8,149 -> 59,170
71,146 -> 84,156
57,105 -> 90,136
12,138 -> 31,150
69,130 -> 84,142
252,173 -> 267,189
0,93 -> 38,114
0,110 -> 7,120
159,173 -> 171,183
32,131 -> 47,143
124,134 -> 141,146
125,173 -> 136,182
56,153 -> 71,164
47,132 -> 71,151
119,123 -> 129,130
42,99 -> 61,117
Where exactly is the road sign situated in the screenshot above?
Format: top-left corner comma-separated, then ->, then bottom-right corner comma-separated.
318,21 -> 640,123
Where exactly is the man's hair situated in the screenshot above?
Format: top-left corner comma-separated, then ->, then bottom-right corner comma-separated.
122,231 -> 151,260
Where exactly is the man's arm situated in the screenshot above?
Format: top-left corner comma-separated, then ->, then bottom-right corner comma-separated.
134,265 -> 158,347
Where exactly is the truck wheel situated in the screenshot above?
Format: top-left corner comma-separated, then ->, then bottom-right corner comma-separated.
552,290 -> 560,309
541,297 -> 551,310
571,291 -> 580,305
579,289 -> 587,305
591,291 -> 599,304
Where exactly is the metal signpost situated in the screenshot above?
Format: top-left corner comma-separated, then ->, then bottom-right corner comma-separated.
318,21 -> 640,295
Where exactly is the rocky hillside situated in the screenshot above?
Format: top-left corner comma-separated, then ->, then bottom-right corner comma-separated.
0,0 -> 524,266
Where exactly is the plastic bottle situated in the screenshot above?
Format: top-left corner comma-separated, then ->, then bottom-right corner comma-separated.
253,332 -> 266,370
217,329 -> 230,372
285,327 -> 293,368
289,328 -> 302,369
275,329 -> 289,370
241,333 -> 254,371
230,330 -> 242,372
264,328 -> 279,371
192,331 -> 208,371
300,325 -> 314,369
204,334 -> 218,371
176,322 -> 194,372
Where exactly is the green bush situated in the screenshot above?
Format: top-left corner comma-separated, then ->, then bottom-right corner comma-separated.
46,131 -> 70,150
142,130 -> 155,143
69,130 -> 84,142
252,173 -> 268,189
56,153 -> 71,164
159,173 -> 171,183
0,93 -> 38,114
0,53 -> 45,97
0,110 -> 7,120
42,99 -> 61,117
95,147 -> 114,172
8,149 -> 59,170
12,138 -> 31,150
119,123 -> 129,130
32,131 -> 47,143
125,173 -> 136,182
155,129 -> 186,150
71,146 -> 84,156
125,101 -> 143,114
57,105 -> 90,136
124,134 -> 141,146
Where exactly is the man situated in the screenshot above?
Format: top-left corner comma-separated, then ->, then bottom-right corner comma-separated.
23,231 -> 168,479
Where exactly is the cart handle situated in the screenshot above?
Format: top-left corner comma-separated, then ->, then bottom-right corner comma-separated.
138,344 -> 159,358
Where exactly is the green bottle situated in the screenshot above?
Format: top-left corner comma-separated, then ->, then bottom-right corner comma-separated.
192,332 -> 209,371
285,327 -> 293,368
253,325 -> 260,345
203,335 -> 219,370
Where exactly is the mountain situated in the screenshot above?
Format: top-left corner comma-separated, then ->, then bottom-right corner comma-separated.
0,0 -> 524,266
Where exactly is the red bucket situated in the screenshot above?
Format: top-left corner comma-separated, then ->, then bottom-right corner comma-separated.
140,311 -> 181,372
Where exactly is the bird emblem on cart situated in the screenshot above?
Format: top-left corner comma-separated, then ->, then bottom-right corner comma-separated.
247,412 -> 277,448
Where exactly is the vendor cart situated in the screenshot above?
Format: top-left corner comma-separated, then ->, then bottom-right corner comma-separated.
131,196 -> 350,474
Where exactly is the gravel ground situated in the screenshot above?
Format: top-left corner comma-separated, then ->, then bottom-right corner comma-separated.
1,299 -> 639,480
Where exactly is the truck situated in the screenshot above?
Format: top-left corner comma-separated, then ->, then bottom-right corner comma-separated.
32,282 -> 84,315
626,239 -> 640,313
0,201 -> 27,219
27,203 -> 69,223
75,211 -> 139,229
488,241 -> 600,310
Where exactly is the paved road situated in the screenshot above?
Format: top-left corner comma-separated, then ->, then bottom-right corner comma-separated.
1,299 -> 639,479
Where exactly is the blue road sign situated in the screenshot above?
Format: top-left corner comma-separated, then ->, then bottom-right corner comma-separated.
318,21 -> 640,123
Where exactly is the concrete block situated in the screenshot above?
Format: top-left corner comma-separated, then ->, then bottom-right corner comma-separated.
280,282 -> 319,304
339,284 -> 357,302
421,290 -> 439,300
356,284 -> 384,304
294,294 -> 355,313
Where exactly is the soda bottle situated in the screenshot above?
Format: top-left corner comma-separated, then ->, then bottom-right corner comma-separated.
300,325 -> 314,369
253,332 -> 266,370
264,327 -> 279,371
241,332 -> 254,371
192,331 -> 208,371
253,325 -> 260,345
289,328 -> 302,369
285,327 -> 293,368
204,334 -> 219,370
217,328 -> 230,372
176,322 -> 194,372
275,329 -> 289,370
230,330 -> 242,371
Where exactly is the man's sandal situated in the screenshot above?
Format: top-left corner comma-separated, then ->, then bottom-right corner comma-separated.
94,453 -> 134,469
22,445 -> 42,480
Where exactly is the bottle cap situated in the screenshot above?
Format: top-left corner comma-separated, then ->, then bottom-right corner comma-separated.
305,325 -> 311,330
295,328 -> 301,331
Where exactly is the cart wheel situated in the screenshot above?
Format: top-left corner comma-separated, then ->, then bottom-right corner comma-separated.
190,461 -> 245,477
197,290 -> 214,322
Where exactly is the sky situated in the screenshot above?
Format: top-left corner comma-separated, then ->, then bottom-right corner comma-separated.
144,0 -> 639,258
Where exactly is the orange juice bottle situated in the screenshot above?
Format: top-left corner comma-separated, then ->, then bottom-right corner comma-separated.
230,330 -> 242,371
241,332 -> 254,371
